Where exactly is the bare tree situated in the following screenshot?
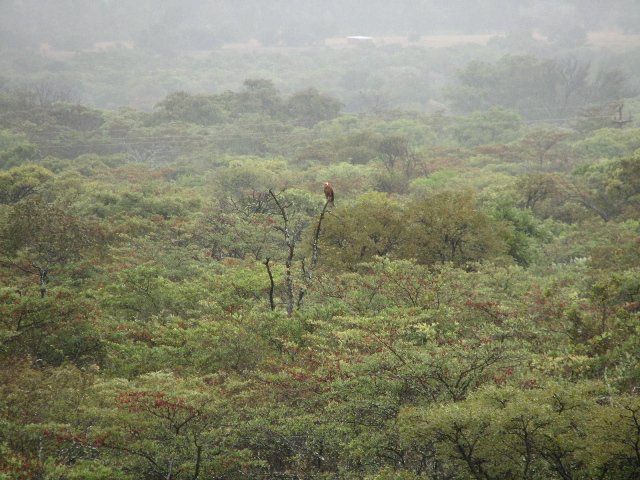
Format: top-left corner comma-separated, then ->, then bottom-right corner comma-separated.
297,200 -> 331,309
28,79 -> 77,107
268,189 -> 297,316
611,101 -> 632,129
265,189 -> 330,316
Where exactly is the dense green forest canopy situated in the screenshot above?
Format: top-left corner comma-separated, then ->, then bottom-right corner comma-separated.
1,74 -> 639,479
1,2 -> 640,479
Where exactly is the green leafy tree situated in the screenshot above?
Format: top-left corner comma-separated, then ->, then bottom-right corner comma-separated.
450,108 -> 523,148
401,191 -> 507,265
320,192 -> 404,270
0,143 -> 37,169
285,88 -> 342,127
71,373 -> 252,480
0,164 -> 52,204
0,199 -> 100,297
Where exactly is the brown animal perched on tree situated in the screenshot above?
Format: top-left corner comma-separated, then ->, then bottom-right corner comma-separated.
323,182 -> 335,206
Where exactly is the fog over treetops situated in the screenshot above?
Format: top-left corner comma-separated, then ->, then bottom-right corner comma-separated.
1,2 -> 640,480
3,1 -> 640,49
2,0 -> 640,111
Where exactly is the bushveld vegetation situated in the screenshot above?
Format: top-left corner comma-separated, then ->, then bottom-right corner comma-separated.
2,72 -> 639,479
1,1 -> 640,479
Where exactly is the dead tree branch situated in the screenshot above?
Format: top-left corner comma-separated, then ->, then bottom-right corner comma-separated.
269,189 -> 295,316
264,257 -> 275,311
297,200 -> 330,308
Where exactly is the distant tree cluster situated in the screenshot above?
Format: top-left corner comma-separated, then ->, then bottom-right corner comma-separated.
152,79 -> 342,127
447,55 -> 637,120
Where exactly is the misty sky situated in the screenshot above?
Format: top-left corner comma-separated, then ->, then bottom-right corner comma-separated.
2,1 -> 639,51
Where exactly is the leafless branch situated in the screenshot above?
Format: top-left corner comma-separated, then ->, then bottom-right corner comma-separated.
264,257 -> 275,311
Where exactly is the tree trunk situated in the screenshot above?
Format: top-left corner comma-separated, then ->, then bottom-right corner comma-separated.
298,200 -> 330,309
269,189 -> 295,317
36,266 -> 48,298
264,257 -> 276,311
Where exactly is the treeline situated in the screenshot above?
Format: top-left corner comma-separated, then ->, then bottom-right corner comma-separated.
3,33 -> 639,115
151,80 -> 342,127
447,55 -> 638,119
